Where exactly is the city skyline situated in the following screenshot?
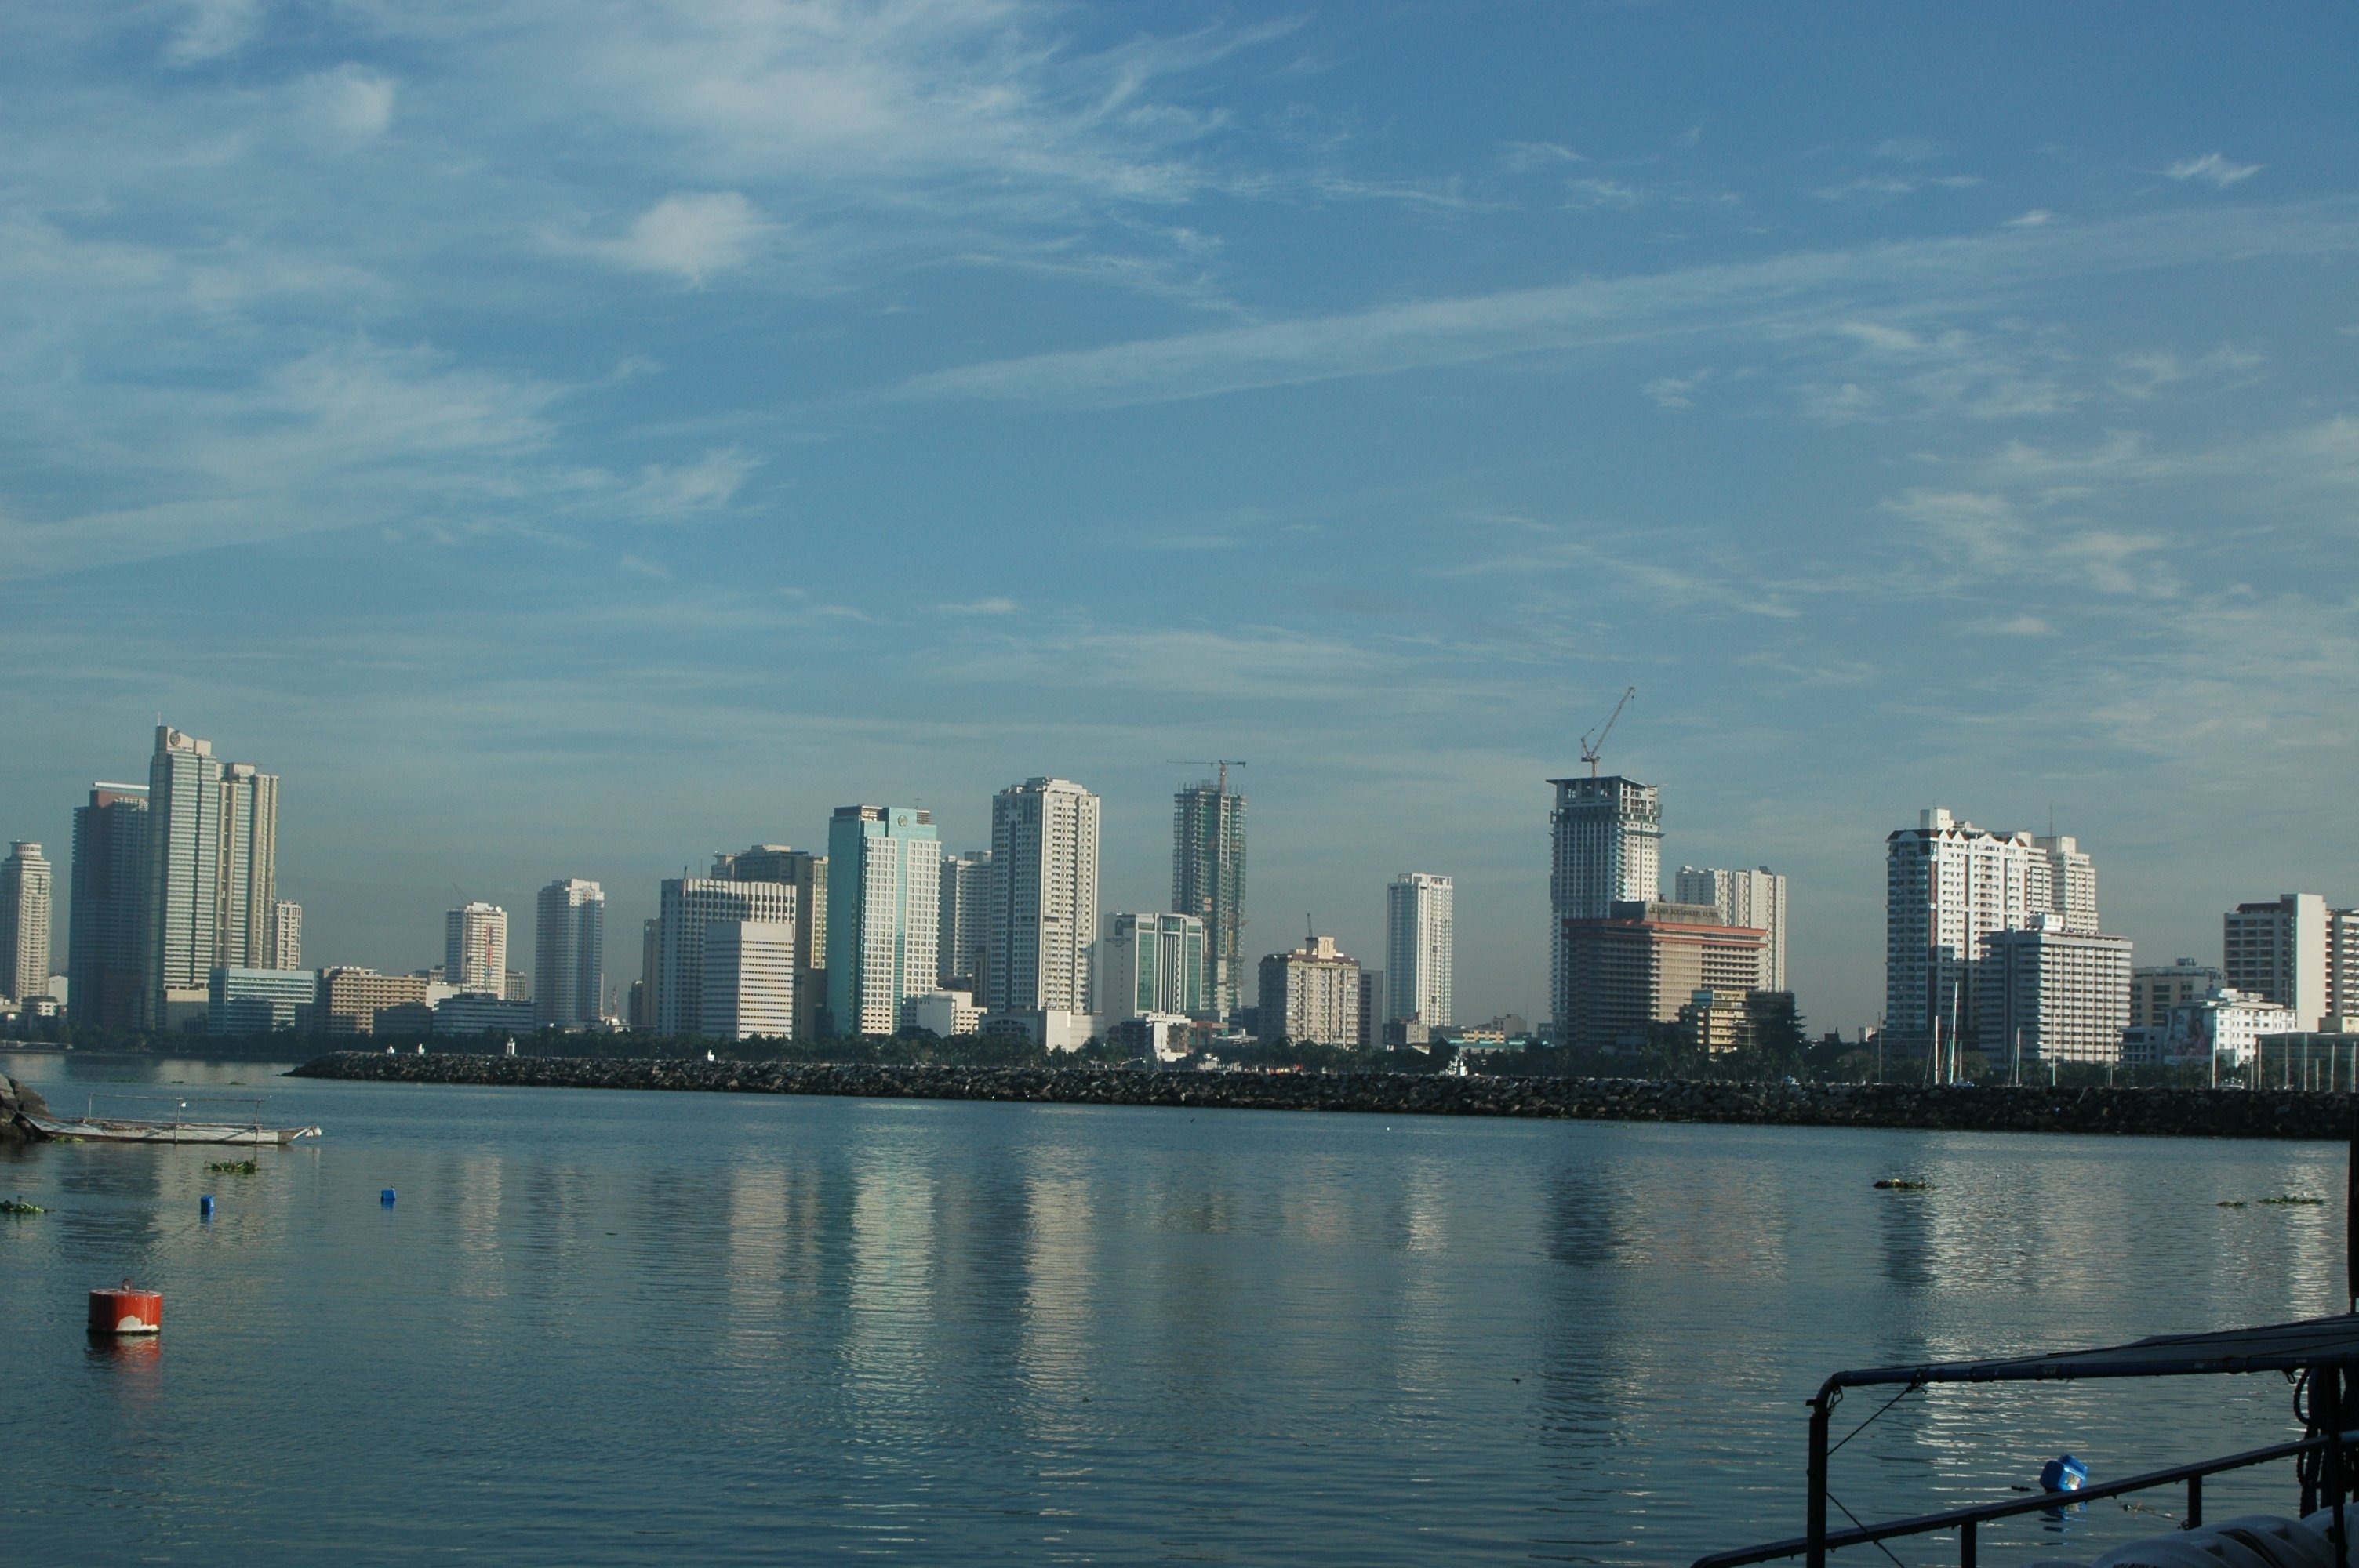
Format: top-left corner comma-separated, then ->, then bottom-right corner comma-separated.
6,9 -> 2359,1029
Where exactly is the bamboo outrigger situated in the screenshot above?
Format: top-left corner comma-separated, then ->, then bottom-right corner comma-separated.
31,1093 -> 320,1147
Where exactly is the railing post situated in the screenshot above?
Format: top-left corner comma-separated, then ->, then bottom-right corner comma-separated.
2186,1473 -> 2201,1528
1959,1519 -> 1976,1567
1807,1390 -> 1832,1568
2328,1370 -> 2350,1568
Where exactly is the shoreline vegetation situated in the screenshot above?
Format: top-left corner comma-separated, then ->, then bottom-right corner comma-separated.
288,1051 -> 2359,1141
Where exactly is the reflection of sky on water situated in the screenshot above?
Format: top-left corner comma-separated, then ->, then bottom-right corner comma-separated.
2,1051 -> 2356,1565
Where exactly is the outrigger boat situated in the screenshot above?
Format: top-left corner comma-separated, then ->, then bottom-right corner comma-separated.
31,1093 -> 320,1147
1698,1116 -> 2359,1568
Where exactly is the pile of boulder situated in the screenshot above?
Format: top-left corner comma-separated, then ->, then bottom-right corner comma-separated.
0,1075 -> 51,1143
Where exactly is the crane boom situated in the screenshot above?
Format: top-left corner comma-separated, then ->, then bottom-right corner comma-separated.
1169,758 -> 1249,793
1579,687 -> 1637,778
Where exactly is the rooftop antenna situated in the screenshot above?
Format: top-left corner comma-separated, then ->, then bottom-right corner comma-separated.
1579,687 -> 1637,778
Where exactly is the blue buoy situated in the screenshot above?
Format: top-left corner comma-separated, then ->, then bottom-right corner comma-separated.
380,1188 -> 397,1207
2040,1454 -> 2088,1493
199,1194 -> 215,1218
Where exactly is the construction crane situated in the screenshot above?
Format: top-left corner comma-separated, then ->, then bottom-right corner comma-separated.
1169,759 -> 1248,793
1579,687 -> 1637,778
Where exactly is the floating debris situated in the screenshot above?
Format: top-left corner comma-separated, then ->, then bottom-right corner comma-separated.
2219,1200 -> 2248,1209
2,1196 -> 46,1214
2261,1196 -> 2325,1206
1874,1178 -> 1933,1191
205,1159 -> 260,1175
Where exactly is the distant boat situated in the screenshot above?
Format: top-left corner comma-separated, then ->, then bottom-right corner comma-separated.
29,1092 -> 320,1147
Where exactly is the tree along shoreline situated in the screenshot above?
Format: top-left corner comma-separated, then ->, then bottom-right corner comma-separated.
285,1051 -> 2357,1140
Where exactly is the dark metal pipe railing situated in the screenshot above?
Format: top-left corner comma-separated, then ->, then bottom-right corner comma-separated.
1694,1426 -> 2359,1568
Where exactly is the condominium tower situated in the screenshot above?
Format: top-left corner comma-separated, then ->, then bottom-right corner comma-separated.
712,845 -> 827,1040
1099,911 -> 1206,1021
534,878 -> 606,1028
1257,935 -> 1361,1047
825,805 -> 940,1037
214,762 -> 278,969
445,902 -> 509,996
1549,775 -> 1661,1033
986,778 -> 1099,1014
1173,774 -> 1247,1018
652,877 -> 796,1036
271,900 -> 303,970
143,725 -> 226,1026
937,850 -> 992,994
1674,866 -> 1788,991
0,841 -> 52,1004
1384,873 -> 1453,1029
68,784 -> 148,1027
2223,895 -> 2330,1033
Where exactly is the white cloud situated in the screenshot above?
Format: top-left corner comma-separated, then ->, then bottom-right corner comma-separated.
591,192 -> 769,283
1568,177 -> 1641,208
938,597 -> 1020,615
2005,209 -> 2056,228
1502,140 -> 1585,171
1643,370 -> 1708,408
2167,152 -> 2261,187
625,448 -> 761,520
300,65 -> 397,137
165,0 -> 262,65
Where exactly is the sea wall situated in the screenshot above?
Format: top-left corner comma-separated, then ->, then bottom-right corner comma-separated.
288,1053 -> 2359,1140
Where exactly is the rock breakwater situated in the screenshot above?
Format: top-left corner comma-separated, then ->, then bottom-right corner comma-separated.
289,1053 -> 2357,1140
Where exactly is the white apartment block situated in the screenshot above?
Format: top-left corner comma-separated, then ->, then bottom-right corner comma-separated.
1549,775 -> 1661,1029
901,989 -> 983,1037
215,761 -> 279,970
535,878 -> 605,1029
445,902 -> 509,998
1384,873 -> 1454,1028
654,878 -> 796,1036
2332,907 -> 2359,1026
986,778 -> 1099,1015
700,920 -> 796,1040
2131,960 -> 2221,1029
2163,989 -> 2302,1071
1257,935 -> 1361,1046
1,841 -> 52,1004
937,850 -> 992,991
270,900 -> 302,971
1975,916 -> 2133,1067
1674,865 -> 1788,991
2026,836 -> 2098,936
2224,895 -> 2328,1033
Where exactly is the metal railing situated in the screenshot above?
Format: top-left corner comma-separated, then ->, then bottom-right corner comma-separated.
1695,1428 -> 2359,1568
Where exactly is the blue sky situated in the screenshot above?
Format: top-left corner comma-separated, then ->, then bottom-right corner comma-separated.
5,2 -> 2358,1030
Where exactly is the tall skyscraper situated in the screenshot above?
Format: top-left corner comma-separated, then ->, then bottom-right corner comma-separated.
144,724 -> 225,1027
652,877 -> 795,1036
2223,894 -> 2329,1033
2333,908 -> 2359,1025
1885,808 -> 2037,1045
1548,775 -> 1661,1033
712,845 -> 827,1040
271,900 -> 303,970
1098,912 -> 1205,1021
700,920 -> 795,1040
445,902 -> 509,996
938,850 -> 991,993
825,806 -> 939,1038
68,783 -> 148,1027
1384,873 -> 1454,1029
1,841 -> 52,1004
2027,836 -> 2098,936
986,777 -> 1099,1014
1173,773 -> 1247,1018
214,761 -> 278,969
1673,866 -> 1789,991
535,878 -> 606,1028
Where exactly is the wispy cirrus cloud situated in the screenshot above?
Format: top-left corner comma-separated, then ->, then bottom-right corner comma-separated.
2167,152 -> 2262,187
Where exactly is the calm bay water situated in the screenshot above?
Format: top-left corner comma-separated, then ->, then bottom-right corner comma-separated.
1,1052 -> 2350,1565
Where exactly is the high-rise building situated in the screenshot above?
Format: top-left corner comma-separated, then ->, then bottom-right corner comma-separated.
1556,900 -> 1766,1054
1549,775 -> 1661,1031
1674,866 -> 1788,991
144,725 -> 226,1028
1884,808 -> 2041,1046
938,850 -> 992,993
712,846 -> 828,1040
986,778 -> 1099,1014
1098,912 -> 1206,1022
1384,873 -> 1454,1028
535,878 -> 606,1029
1356,968 -> 1383,1049
1975,916 -> 2134,1067
2223,895 -> 2328,1033
1,841 -> 53,1004
700,920 -> 795,1040
214,761 -> 278,969
2334,908 -> 2359,1026
68,784 -> 149,1027
2131,960 -> 2223,1029
2026,836 -> 2099,936
825,805 -> 940,1038
1173,774 -> 1247,1018
652,877 -> 795,1036
271,900 -> 302,970
1256,934 -> 1361,1046
445,902 -> 510,996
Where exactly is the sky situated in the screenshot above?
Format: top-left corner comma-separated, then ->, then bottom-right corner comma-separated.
5,2 -> 2358,1031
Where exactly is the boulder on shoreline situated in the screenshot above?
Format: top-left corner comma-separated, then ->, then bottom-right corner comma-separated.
285,1053 -> 2357,1142
0,1075 -> 52,1143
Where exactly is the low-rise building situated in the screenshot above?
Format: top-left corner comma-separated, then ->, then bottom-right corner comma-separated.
433,993 -> 537,1036
2131,960 -> 2223,1029
980,1007 -> 1096,1052
2162,988 -> 2301,1072
207,966 -> 315,1034
1555,901 -> 1766,1054
1975,916 -> 2134,1066
315,967 -> 432,1036
1107,1011 -> 1194,1062
902,989 -> 983,1037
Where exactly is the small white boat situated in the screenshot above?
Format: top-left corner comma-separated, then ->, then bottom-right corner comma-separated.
31,1115 -> 321,1146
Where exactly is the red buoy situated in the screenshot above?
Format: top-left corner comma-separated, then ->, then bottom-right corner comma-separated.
89,1281 -> 163,1336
